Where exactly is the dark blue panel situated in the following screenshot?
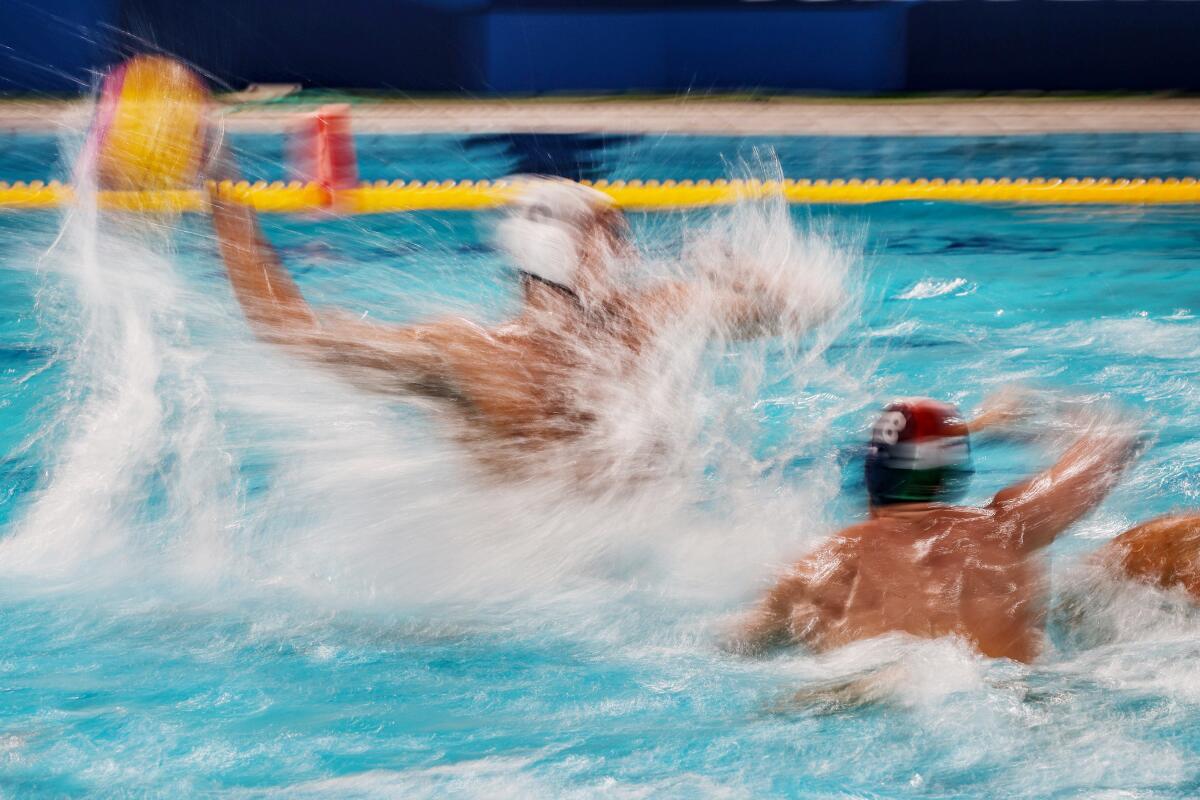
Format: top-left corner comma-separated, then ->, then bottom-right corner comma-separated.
4,0 -> 1198,97
485,5 -> 908,93
0,0 -> 119,93
486,11 -> 668,92
907,0 -> 1200,92
119,0 -> 488,91
664,8 -> 908,92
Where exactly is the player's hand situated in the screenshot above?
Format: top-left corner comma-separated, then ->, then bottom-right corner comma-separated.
969,384 -> 1038,436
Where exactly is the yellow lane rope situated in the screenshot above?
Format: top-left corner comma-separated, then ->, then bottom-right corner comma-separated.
2,177 -> 1199,212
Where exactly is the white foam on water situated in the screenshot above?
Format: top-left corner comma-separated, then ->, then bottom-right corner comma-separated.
273,758 -> 755,800
0,171 -> 238,583
869,319 -> 920,338
894,276 -> 969,300
1041,315 -> 1200,361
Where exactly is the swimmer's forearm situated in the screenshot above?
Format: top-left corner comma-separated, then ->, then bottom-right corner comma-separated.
209,194 -> 317,336
204,132 -> 316,336
205,152 -> 455,398
994,424 -> 1141,551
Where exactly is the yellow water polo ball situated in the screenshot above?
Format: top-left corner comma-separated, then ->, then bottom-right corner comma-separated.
91,55 -> 209,191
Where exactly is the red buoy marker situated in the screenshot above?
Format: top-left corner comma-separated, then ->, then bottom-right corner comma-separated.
290,104 -> 359,198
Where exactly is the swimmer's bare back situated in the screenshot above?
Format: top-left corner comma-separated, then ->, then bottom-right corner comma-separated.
1098,512 -> 1200,599
739,417 -> 1140,663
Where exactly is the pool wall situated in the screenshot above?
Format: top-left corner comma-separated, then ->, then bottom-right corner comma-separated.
3,1 -> 1200,94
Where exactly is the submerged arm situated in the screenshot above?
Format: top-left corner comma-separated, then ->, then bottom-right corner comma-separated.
713,278 -> 790,339
643,257 -> 842,342
737,570 -> 813,654
639,279 -> 792,341
735,536 -> 858,654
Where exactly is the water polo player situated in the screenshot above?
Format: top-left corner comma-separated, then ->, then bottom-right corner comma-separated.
737,395 -> 1141,663
207,159 -> 827,482
82,56 -> 842,485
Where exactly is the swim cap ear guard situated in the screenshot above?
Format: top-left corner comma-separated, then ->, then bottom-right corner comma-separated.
864,399 -> 974,506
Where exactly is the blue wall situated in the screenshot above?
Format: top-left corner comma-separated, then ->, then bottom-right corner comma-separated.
908,0 -> 1200,92
0,0 -> 119,93
116,0 -> 488,92
484,6 -> 908,93
2,0 -> 1199,95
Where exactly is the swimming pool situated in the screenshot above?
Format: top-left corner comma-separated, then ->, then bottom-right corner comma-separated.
0,132 -> 1198,797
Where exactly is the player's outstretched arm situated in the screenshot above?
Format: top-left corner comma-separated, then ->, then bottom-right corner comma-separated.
208,187 -> 461,397
989,412 -> 1142,553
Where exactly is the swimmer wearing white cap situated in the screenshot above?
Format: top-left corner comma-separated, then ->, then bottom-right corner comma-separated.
736,390 -> 1142,664
208,165 -> 798,478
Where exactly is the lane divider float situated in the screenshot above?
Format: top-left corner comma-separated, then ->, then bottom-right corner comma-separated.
1,176 -> 1199,212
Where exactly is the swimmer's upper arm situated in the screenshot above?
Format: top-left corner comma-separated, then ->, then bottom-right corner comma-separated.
302,313 -> 462,397
210,192 -> 463,398
989,429 -> 1140,553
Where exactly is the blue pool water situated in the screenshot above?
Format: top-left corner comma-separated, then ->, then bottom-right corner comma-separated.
7,130 -> 1200,183
0,133 -> 1199,797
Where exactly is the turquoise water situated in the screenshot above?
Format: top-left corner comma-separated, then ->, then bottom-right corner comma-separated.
0,134 -> 1199,797
7,131 -> 1200,183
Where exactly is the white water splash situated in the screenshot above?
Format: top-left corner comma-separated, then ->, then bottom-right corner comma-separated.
0,142 -> 869,638
895,276 -> 969,300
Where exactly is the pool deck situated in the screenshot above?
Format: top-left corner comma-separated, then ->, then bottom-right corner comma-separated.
4,97 -> 1200,136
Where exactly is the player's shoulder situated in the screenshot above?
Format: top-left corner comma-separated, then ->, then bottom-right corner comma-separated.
824,521 -> 879,552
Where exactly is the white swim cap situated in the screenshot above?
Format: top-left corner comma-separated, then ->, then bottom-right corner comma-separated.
496,178 -> 616,290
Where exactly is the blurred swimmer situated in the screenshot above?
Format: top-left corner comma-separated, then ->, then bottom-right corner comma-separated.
1097,512 -> 1200,600
207,160 -> 821,480
737,393 -> 1141,663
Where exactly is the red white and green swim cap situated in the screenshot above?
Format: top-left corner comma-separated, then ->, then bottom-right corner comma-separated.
864,398 -> 973,506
